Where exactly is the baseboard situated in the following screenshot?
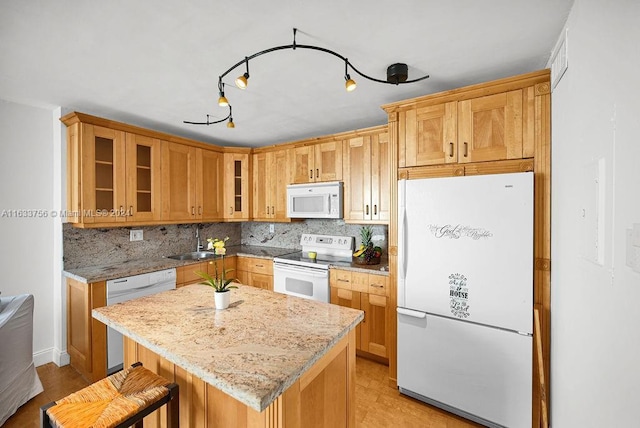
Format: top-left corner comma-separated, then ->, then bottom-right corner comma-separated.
33,348 -> 70,367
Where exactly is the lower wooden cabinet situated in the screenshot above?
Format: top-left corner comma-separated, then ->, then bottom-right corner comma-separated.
329,269 -> 390,361
176,256 -> 237,287
236,256 -> 273,291
66,277 -> 107,382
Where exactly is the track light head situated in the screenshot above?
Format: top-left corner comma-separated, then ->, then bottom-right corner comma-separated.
227,117 -> 235,128
218,91 -> 229,107
345,74 -> 357,92
235,73 -> 250,89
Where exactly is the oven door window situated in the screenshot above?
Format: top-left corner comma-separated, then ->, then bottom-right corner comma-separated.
285,276 -> 314,298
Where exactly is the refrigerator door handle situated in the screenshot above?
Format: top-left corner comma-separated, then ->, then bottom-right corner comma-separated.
398,179 -> 407,281
397,307 -> 427,319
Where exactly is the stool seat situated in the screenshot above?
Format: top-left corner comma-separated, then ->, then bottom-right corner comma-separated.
41,363 -> 178,428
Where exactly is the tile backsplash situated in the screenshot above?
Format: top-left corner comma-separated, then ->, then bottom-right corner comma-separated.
63,220 -> 388,269
241,220 -> 388,251
63,223 -> 241,270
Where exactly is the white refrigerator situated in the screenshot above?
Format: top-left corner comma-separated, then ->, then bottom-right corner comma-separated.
397,172 -> 533,428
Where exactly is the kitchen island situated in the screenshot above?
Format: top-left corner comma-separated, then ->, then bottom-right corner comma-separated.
93,284 -> 363,427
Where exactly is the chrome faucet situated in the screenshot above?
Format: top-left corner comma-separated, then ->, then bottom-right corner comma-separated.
195,224 -> 204,251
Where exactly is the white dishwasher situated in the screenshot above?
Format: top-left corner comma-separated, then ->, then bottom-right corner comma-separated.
106,268 -> 176,374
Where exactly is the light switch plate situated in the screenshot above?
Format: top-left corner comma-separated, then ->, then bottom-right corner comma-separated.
130,229 -> 143,241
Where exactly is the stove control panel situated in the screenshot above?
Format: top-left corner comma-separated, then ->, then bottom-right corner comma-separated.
300,234 -> 354,252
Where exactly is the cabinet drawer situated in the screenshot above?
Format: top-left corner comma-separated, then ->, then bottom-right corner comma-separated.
332,270 -> 352,290
368,274 -> 389,297
351,272 -> 369,293
237,257 -> 273,275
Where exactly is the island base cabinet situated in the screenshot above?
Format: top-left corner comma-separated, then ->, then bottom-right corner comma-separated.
123,329 -> 356,427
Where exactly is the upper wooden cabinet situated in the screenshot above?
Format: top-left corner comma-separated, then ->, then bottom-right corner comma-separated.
343,127 -> 390,223
291,141 -> 342,183
252,149 -> 290,221
161,142 -> 224,222
223,152 -> 250,220
65,122 -> 162,225
398,88 -> 534,168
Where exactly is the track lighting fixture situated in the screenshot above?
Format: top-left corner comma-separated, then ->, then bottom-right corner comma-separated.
235,57 -> 250,89
184,28 -> 429,127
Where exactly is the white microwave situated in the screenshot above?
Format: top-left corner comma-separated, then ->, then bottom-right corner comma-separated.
287,181 -> 343,219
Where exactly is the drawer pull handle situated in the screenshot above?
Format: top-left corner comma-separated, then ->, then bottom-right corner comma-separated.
338,279 -> 350,282
463,142 -> 468,157
316,168 -> 319,178
449,142 -> 454,157
371,284 -> 384,288
191,206 -> 195,215
310,169 -> 313,179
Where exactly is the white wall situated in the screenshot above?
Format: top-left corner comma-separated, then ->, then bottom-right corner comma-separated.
550,0 -> 640,426
0,99 -> 63,366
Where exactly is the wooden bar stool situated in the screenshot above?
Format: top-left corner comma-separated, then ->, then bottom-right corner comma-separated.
40,362 -> 179,428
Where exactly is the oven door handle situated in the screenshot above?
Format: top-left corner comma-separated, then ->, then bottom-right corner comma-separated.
274,263 -> 328,277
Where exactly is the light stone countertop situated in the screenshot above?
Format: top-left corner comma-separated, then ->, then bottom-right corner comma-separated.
92,284 -> 363,412
64,245 -> 388,283
63,245 -> 298,283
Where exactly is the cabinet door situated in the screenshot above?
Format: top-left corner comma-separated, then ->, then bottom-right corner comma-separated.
330,287 -> 362,349
404,102 -> 457,167
125,134 -> 162,222
291,146 -> 315,183
371,131 -> 390,221
458,90 -> 523,163
207,256 -> 237,282
270,149 -> 290,220
161,141 -> 197,221
361,293 -> 389,358
344,136 -> 371,221
249,273 -> 273,291
315,141 -> 342,182
81,124 -> 126,223
224,153 -> 249,220
252,152 -> 270,219
198,148 -> 223,221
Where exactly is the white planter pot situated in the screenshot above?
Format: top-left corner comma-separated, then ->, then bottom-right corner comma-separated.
214,290 -> 230,310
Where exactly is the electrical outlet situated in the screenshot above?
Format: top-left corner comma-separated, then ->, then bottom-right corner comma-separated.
129,229 -> 143,241
269,224 -> 275,234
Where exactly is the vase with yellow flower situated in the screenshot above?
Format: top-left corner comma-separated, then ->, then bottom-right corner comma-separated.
196,237 -> 238,310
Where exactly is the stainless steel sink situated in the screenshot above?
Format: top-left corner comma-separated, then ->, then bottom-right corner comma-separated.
167,251 -> 217,261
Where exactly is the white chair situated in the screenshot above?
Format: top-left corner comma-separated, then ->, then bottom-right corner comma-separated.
0,294 -> 44,425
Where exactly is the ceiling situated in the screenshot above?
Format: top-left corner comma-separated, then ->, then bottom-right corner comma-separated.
0,0 -> 573,148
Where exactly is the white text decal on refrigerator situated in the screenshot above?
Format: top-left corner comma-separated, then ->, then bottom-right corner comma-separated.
449,273 -> 470,318
428,224 -> 493,240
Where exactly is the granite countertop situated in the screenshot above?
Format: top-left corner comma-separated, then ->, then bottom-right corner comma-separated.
63,245 -> 298,283
64,245 -> 389,283
92,284 -> 363,412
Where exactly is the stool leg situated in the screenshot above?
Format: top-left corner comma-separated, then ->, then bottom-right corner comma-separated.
167,384 -> 180,428
40,402 -> 55,428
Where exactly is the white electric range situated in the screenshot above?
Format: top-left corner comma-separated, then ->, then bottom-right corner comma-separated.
273,233 -> 354,302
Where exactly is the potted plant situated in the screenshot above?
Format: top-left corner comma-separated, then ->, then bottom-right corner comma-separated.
353,226 -> 382,265
197,237 -> 238,310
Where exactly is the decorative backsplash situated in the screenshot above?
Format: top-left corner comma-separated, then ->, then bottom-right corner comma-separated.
63,223 -> 241,270
241,220 -> 388,251
63,220 -> 388,269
